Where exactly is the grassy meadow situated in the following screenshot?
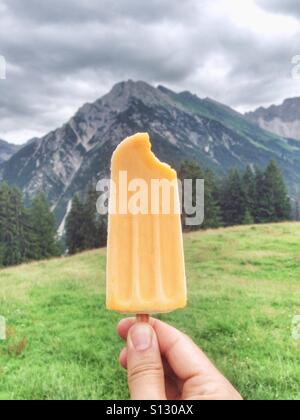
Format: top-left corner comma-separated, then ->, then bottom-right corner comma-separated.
0,223 -> 299,400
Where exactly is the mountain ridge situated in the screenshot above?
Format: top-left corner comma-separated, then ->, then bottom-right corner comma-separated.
1,80 -> 300,227
0,139 -> 20,165
246,97 -> 300,141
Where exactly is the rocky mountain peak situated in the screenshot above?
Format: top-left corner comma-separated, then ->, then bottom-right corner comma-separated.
281,97 -> 300,117
246,97 -> 300,140
99,80 -> 170,112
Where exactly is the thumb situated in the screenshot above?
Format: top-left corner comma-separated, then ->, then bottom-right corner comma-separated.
127,322 -> 166,400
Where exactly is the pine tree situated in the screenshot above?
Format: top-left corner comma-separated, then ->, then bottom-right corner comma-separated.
253,167 -> 274,223
29,194 -> 59,260
0,183 -> 10,266
243,165 -> 256,219
0,185 -> 26,266
0,184 -> 60,267
83,187 -> 107,249
254,162 -> 291,223
66,196 -> 86,255
82,189 -> 97,250
203,169 -> 223,228
220,170 -> 246,226
22,207 -> 37,261
65,189 -> 108,255
7,187 -> 25,265
264,161 -> 291,222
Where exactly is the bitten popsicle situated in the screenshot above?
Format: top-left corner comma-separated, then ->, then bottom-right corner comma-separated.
106,133 -> 187,314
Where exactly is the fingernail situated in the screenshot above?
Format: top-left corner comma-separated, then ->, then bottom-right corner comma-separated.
129,323 -> 153,351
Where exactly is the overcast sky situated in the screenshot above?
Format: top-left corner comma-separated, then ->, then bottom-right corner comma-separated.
0,0 -> 300,144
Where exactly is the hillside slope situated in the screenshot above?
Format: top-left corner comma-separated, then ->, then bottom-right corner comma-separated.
0,223 -> 299,400
1,81 -> 300,226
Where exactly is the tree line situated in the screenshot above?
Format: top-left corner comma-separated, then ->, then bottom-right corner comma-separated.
0,183 -> 60,267
66,189 -> 107,255
0,159 -> 291,265
65,160 -> 291,255
178,160 -> 291,230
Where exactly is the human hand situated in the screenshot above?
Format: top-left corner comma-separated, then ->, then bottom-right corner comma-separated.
117,318 -> 243,400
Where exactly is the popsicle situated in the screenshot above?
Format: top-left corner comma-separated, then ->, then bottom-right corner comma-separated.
106,133 -> 187,314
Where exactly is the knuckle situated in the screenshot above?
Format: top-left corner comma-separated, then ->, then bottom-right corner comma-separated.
129,362 -> 162,383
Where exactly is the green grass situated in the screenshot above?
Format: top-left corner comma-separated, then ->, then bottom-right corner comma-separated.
0,223 -> 300,400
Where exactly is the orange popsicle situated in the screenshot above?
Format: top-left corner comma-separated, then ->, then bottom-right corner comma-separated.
106,133 -> 187,313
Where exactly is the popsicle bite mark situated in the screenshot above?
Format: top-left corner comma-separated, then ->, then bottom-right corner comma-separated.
112,132 -> 177,182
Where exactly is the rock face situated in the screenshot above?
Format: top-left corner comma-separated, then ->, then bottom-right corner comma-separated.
0,139 -> 20,165
246,98 -> 300,141
1,80 -> 300,226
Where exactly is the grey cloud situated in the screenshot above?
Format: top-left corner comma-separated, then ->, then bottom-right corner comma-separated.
257,0 -> 300,18
5,0 -> 197,24
0,0 -> 299,143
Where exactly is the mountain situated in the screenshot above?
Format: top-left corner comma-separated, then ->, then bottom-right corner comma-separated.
0,139 -> 20,165
245,98 -> 300,141
1,80 -> 300,228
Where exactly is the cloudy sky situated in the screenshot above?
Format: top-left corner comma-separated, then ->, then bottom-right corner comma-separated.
0,0 -> 299,144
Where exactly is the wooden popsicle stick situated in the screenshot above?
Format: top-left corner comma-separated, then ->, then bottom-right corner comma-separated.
136,314 -> 150,323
